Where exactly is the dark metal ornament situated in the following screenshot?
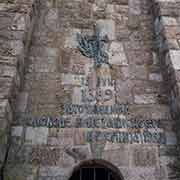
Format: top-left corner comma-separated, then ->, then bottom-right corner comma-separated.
77,29 -> 112,68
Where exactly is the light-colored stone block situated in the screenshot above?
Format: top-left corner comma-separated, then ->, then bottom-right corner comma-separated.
108,42 -> 128,65
72,87 -> 83,104
61,73 -> 86,86
169,50 -> 180,70
149,73 -> 163,82
0,65 -> 17,78
161,16 -> 178,26
96,19 -> 115,40
10,40 -> 24,56
31,56 -> 57,73
134,94 -> 157,104
26,127 -> 48,145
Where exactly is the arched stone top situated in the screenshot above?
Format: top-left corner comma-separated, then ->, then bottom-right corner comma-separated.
68,159 -> 124,180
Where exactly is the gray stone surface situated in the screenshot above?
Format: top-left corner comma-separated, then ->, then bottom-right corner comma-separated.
25,127 -> 48,145
96,19 -> 116,40
169,50 -> 180,70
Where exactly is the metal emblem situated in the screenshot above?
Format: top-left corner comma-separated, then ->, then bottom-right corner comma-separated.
77,28 -> 111,68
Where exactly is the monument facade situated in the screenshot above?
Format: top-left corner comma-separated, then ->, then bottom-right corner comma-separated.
0,0 -> 180,180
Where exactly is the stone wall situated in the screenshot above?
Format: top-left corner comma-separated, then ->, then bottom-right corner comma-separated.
0,0 -> 39,178
152,0 -> 180,178
0,0 -> 180,180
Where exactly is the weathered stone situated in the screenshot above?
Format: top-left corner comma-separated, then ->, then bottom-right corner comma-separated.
0,99 -> 12,121
72,87 -> 83,104
0,1 -> 180,180
108,42 -> 128,65
61,73 -> 85,86
39,166 -> 70,177
32,147 -> 70,166
65,145 -> 92,161
169,50 -> 180,70
64,28 -> 81,49
161,16 -> 178,26
16,92 -> 29,113
165,132 -> 177,145
149,73 -> 163,82
30,47 -> 58,57
30,56 -> 58,73
134,94 -> 157,104
10,40 -> 24,56
48,129 -> 74,146
128,0 -> 141,28
44,9 -> 58,32
25,127 -> 48,145
96,19 -> 115,40
11,126 -> 23,137
130,145 -> 158,167
0,64 -> 17,78
73,129 -> 86,145
116,79 -> 133,103
102,144 -> 129,167
11,13 -> 26,31
120,167 -> 157,180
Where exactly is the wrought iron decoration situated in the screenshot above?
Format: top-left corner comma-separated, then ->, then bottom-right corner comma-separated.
77,29 -> 111,68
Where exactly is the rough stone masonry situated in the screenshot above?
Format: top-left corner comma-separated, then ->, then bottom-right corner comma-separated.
0,0 -> 180,180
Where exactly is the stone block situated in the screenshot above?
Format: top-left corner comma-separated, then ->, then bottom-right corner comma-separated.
116,79 -> 133,103
128,0 -> 141,15
134,94 -> 157,104
96,19 -> 115,40
0,64 -> 17,78
165,132 -> 177,145
65,145 -> 92,161
129,65 -> 147,79
169,50 -> 180,70
39,166 -> 70,177
149,73 -> 163,82
30,47 -> 58,57
48,129 -> 74,146
44,8 -> 58,32
64,28 -> 81,49
130,145 -> 158,167
16,92 -> 29,113
61,73 -> 85,86
102,144 -> 129,167
108,42 -> 128,65
0,118 -> 8,130
128,0 -> 141,28
11,126 -> 23,137
120,167 -> 157,180
11,13 -> 26,31
73,129 -> 86,145
161,16 -> 178,26
25,127 -> 48,145
0,144 -> 6,163
72,87 -> 84,104
30,56 -> 58,73
10,40 -> 24,56
106,4 -> 115,19
154,17 -> 163,35
0,99 -> 12,121
165,39 -> 179,50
